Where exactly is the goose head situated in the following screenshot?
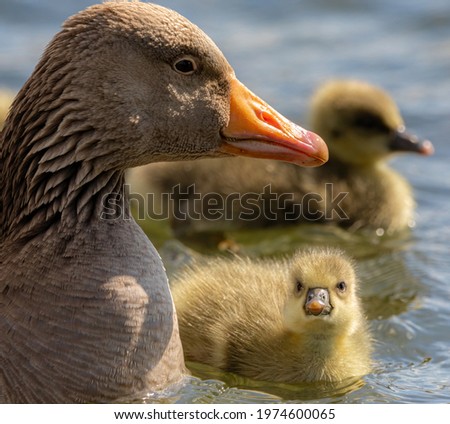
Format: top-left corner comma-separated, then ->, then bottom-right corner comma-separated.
2,1 -> 327,239
308,80 -> 433,167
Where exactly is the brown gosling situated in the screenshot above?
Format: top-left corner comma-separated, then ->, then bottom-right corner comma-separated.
172,248 -> 372,383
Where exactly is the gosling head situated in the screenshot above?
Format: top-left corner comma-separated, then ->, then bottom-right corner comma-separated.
309,80 -> 433,166
283,248 -> 361,336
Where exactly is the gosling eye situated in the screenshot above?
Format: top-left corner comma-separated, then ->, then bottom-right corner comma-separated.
336,281 -> 347,292
330,128 -> 342,139
173,56 -> 198,75
352,111 -> 389,133
295,280 -> 304,294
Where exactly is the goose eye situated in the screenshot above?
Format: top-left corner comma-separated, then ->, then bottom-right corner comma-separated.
173,57 -> 197,75
295,280 -> 304,294
336,281 -> 347,292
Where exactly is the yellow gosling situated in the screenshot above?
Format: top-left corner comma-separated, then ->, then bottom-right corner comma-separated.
172,248 -> 372,383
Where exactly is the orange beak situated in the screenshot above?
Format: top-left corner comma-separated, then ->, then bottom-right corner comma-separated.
219,78 -> 328,167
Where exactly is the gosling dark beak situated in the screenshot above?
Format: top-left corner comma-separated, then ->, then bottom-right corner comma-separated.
304,288 -> 332,316
389,127 -> 434,156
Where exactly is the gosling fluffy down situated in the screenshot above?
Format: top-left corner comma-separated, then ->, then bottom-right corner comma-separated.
172,248 -> 372,383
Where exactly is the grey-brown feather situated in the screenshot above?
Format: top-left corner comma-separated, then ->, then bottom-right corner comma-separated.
1,1 -> 236,402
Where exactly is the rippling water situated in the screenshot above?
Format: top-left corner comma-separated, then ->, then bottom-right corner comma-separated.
1,0 -> 449,403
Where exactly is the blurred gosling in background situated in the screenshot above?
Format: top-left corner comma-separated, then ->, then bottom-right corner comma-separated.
0,90 -> 14,130
128,80 -> 433,236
